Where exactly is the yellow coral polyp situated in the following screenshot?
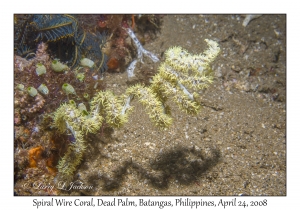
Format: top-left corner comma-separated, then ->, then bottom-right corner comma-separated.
38,84 -> 49,95
28,146 -> 43,168
27,86 -> 38,97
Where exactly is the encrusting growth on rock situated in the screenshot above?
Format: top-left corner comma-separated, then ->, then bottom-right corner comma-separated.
53,39 -> 220,180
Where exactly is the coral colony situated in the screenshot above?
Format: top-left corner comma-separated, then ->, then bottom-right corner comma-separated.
14,15 -> 220,182
54,38 -> 220,180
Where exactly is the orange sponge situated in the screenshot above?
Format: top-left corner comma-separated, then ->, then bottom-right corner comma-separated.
28,146 -> 43,168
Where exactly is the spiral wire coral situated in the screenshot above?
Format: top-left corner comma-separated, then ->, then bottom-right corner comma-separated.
53,39 -> 220,180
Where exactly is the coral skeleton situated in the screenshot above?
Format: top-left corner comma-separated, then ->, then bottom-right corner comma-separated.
125,28 -> 159,77
15,15 -> 108,73
53,39 -> 220,180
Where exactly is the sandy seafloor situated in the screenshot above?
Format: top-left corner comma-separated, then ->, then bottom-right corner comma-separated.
14,14 -> 286,196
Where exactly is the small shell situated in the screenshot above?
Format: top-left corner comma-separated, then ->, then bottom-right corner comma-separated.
62,83 -> 76,95
27,87 -> 38,97
35,63 -> 47,76
51,60 -> 68,72
37,84 -> 49,95
80,58 -> 94,68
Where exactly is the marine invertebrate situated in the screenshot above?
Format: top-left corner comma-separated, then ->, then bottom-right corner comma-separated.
79,31 -> 108,74
27,87 -> 38,97
30,14 -> 78,42
53,39 -> 220,180
28,146 -> 43,168
83,93 -> 90,100
14,41 -> 106,123
51,60 -> 69,72
14,15 -> 36,59
107,57 -> 119,70
76,73 -> 85,82
35,63 -> 46,76
17,84 -> 25,91
15,15 -> 108,74
53,102 -> 103,179
34,42 -> 50,63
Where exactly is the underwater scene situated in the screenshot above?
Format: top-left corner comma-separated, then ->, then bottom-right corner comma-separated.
14,14 -> 286,196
